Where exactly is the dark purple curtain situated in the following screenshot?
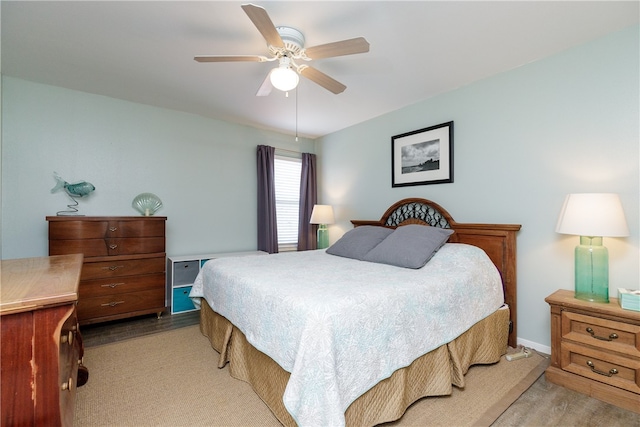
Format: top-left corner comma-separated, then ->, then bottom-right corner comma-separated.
257,145 -> 278,253
297,153 -> 318,251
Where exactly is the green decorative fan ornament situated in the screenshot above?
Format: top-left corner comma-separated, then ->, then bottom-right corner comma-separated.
132,193 -> 163,216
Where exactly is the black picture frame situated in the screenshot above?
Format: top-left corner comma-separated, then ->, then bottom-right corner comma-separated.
391,121 -> 454,187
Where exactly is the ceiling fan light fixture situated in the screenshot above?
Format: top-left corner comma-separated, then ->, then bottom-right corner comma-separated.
270,58 -> 299,92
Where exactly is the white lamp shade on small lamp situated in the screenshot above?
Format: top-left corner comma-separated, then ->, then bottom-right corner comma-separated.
310,205 -> 335,225
310,205 -> 334,250
556,193 -> 629,303
556,193 -> 629,237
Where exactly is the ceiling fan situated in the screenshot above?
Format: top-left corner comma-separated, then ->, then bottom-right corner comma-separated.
194,3 -> 370,96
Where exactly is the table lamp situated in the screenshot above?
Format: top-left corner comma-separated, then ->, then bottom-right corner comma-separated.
555,193 -> 629,303
310,205 -> 335,249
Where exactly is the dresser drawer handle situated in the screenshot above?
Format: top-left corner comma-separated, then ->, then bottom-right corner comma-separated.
102,265 -> 124,271
109,227 -> 118,232
586,327 -> 618,341
586,360 -> 618,377
101,282 -> 125,289
109,244 -> 118,250
101,301 -> 125,307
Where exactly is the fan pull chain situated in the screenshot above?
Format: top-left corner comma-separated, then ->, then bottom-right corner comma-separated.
295,86 -> 299,142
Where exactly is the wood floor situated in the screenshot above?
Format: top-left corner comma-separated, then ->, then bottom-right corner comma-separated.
80,312 -> 640,426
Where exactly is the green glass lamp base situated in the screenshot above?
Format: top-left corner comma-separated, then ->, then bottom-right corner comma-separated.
317,225 -> 329,249
574,236 -> 609,303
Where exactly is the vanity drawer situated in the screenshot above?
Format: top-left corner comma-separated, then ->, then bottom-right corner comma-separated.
561,310 -> 640,358
80,273 -> 165,298
58,306 -> 80,422
561,341 -> 640,394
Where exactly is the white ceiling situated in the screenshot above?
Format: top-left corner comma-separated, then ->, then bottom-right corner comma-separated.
2,1 -> 638,139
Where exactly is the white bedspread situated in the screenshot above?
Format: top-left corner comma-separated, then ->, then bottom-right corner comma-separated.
190,243 -> 504,427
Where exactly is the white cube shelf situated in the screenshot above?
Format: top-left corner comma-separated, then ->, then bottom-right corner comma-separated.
166,251 -> 266,314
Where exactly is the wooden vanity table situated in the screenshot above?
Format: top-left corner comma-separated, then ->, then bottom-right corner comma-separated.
1,254 -> 83,427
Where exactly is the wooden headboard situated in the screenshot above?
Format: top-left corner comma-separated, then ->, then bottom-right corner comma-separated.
351,198 -> 521,348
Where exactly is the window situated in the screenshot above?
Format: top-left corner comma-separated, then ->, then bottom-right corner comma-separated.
274,155 -> 301,251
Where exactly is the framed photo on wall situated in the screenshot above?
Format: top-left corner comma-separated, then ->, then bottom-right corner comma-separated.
391,121 -> 453,187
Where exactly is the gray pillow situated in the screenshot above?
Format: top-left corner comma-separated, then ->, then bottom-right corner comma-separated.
362,224 -> 454,269
326,226 -> 394,260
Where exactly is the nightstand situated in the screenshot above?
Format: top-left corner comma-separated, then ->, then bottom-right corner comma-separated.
545,289 -> 640,413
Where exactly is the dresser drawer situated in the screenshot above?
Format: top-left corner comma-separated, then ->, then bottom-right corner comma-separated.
561,341 -> 640,394
561,310 -> 640,358
77,288 -> 165,321
81,256 -> 165,280
80,273 -> 164,298
50,237 -> 165,257
49,219 -> 165,239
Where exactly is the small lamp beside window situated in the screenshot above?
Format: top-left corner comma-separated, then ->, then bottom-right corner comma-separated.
310,205 -> 335,249
555,193 -> 629,303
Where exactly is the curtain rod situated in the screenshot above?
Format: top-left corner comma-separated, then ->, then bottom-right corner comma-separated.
275,147 -> 303,156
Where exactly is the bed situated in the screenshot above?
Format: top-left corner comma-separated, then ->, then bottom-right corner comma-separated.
190,198 -> 521,427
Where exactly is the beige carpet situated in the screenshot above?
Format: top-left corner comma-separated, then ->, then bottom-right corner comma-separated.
74,325 -> 549,427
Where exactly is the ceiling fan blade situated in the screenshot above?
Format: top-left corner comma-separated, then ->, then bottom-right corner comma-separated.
299,66 -> 346,94
256,70 -> 274,97
241,4 -> 284,48
194,55 -> 267,63
304,37 -> 370,59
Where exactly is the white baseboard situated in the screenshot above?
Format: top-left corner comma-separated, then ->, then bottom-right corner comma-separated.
517,337 -> 551,355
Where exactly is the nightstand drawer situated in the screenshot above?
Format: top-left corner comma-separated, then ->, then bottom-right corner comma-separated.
561,341 -> 640,394
561,311 -> 640,358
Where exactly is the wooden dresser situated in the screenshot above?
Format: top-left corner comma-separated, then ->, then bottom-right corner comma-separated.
545,289 -> 640,413
47,216 -> 167,325
1,254 -> 83,427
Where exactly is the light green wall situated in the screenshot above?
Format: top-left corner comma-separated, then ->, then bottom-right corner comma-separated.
2,26 -> 638,350
1,77 -> 314,258
316,25 -> 640,349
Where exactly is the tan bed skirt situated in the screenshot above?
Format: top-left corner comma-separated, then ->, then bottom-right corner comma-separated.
199,300 -> 509,427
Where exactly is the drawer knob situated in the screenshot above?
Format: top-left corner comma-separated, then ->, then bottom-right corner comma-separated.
109,227 -> 118,232
586,327 -> 618,341
103,265 -> 124,271
109,244 -> 118,250
61,377 -> 73,391
61,330 -> 74,345
586,360 -> 618,377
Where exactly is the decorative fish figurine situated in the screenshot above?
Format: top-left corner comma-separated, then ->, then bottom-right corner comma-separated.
51,172 -> 96,197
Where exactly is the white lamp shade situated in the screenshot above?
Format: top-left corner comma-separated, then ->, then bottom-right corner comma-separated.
310,205 -> 335,225
270,67 -> 299,92
556,193 -> 629,237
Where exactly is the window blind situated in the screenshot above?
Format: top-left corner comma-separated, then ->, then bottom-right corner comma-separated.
274,156 -> 301,250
